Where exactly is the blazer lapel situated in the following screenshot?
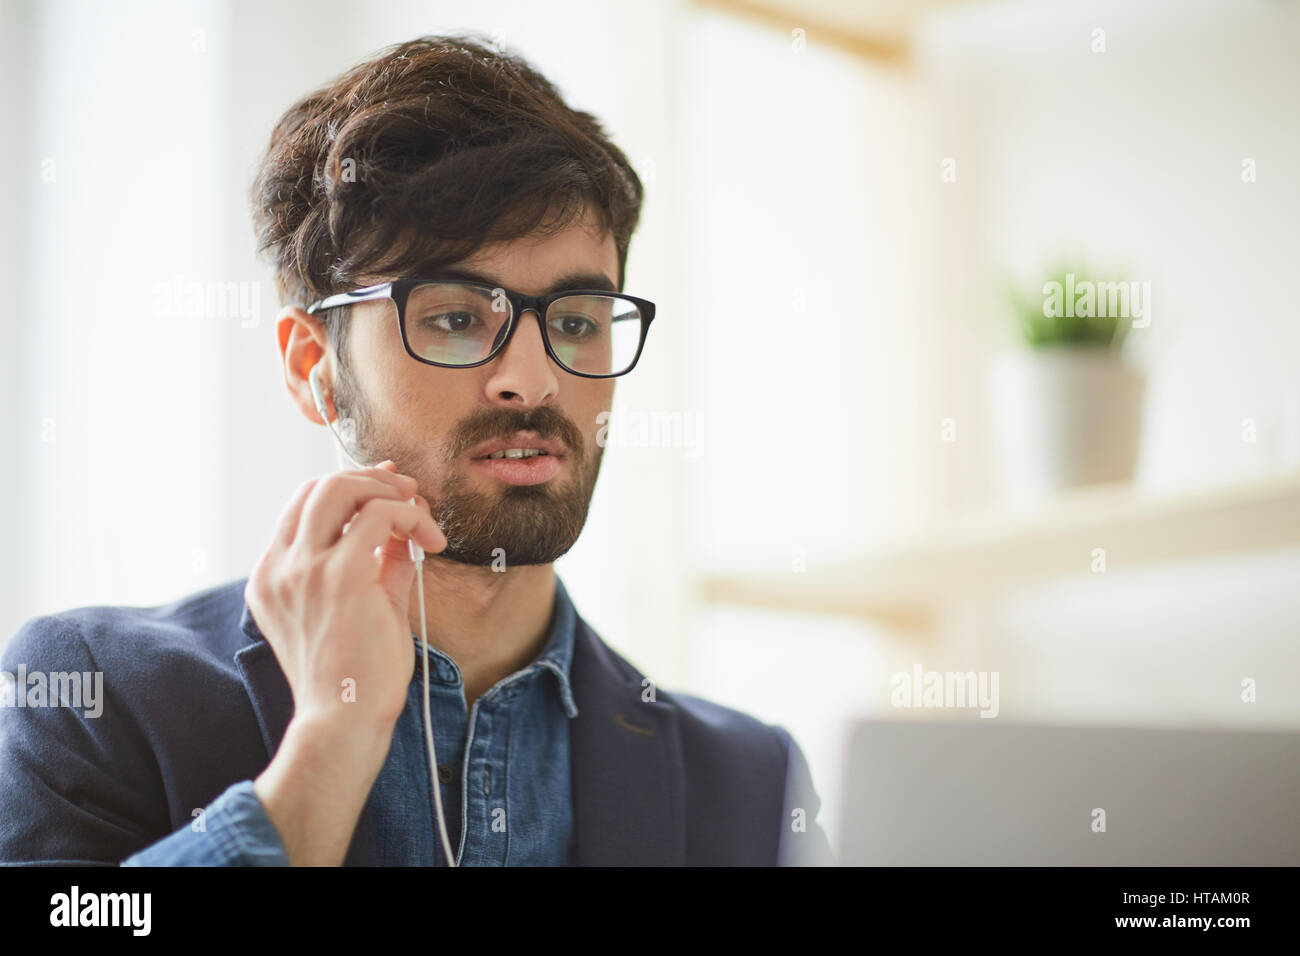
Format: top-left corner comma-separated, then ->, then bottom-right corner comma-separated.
233,600 -> 292,763
569,613 -> 686,866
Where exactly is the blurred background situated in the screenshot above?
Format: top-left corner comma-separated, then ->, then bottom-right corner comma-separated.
2,0 -> 1298,858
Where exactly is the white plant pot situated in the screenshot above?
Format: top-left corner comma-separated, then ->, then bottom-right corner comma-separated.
987,348 -> 1144,506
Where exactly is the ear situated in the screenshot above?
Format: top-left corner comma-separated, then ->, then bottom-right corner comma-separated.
278,304 -> 333,425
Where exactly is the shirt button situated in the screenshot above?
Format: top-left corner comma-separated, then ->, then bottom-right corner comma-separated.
437,764 -> 456,784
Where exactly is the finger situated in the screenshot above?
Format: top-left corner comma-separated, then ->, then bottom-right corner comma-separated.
276,462 -> 405,547
273,477 -> 322,549
372,495 -> 439,564
330,497 -> 446,578
376,530 -> 417,564
366,462 -> 419,499
353,459 -> 409,490
296,470 -> 420,552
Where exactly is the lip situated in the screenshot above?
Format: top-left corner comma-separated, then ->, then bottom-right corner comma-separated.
469,454 -> 563,485
468,432 -> 567,460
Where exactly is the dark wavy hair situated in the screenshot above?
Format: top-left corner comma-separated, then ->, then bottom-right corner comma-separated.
249,33 -> 644,366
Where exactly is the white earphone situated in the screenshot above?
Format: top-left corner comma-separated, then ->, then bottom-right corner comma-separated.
307,362 -> 456,866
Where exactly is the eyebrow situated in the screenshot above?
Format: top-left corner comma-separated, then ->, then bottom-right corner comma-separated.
429,267 -> 617,294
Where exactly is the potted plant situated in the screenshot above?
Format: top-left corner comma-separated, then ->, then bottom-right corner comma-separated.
987,264 -> 1146,507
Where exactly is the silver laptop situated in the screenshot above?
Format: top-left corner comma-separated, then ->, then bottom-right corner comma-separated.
839,720 -> 1300,865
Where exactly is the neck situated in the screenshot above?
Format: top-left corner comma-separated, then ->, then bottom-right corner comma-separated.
407,558 -> 557,709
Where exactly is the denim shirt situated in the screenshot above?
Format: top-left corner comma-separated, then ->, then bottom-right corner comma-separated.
123,576 -> 579,866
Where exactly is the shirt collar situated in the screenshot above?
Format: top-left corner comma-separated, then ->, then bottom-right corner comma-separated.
532,574 -> 579,719
404,574 -> 579,720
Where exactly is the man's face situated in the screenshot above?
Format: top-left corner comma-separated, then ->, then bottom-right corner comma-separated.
331,207 -> 619,566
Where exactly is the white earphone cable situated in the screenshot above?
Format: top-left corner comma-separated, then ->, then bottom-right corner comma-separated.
309,365 -> 457,866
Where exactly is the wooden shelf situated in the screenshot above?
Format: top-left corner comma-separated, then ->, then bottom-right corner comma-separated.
691,0 -> 973,64
697,469 -> 1300,630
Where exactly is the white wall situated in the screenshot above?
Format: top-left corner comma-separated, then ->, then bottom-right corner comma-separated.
0,0 -> 36,631
5,0 -> 230,624
672,6 -> 931,847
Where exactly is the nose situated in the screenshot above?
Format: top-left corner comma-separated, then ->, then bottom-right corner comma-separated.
484,308 -> 560,406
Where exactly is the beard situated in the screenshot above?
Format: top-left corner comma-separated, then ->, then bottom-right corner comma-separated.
332,358 -> 603,567
430,462 -> 599,565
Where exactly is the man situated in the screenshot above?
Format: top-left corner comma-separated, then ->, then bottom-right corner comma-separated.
0,34 -> 833,866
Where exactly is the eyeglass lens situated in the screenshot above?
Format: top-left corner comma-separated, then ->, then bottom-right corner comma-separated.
403,282 -> 643,375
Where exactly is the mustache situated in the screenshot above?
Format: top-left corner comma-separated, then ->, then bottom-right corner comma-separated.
451,406 -> 583,459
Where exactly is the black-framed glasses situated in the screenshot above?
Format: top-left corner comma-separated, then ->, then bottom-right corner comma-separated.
306,278 -> 655,379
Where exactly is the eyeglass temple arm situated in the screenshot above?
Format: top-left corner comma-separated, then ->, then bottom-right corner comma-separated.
306,282 -> 394,315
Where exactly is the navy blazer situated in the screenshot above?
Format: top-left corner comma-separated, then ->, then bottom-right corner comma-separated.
0,577 -> 834,866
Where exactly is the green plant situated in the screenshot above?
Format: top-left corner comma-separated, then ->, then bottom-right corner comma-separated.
1004,264 -> 1134,350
